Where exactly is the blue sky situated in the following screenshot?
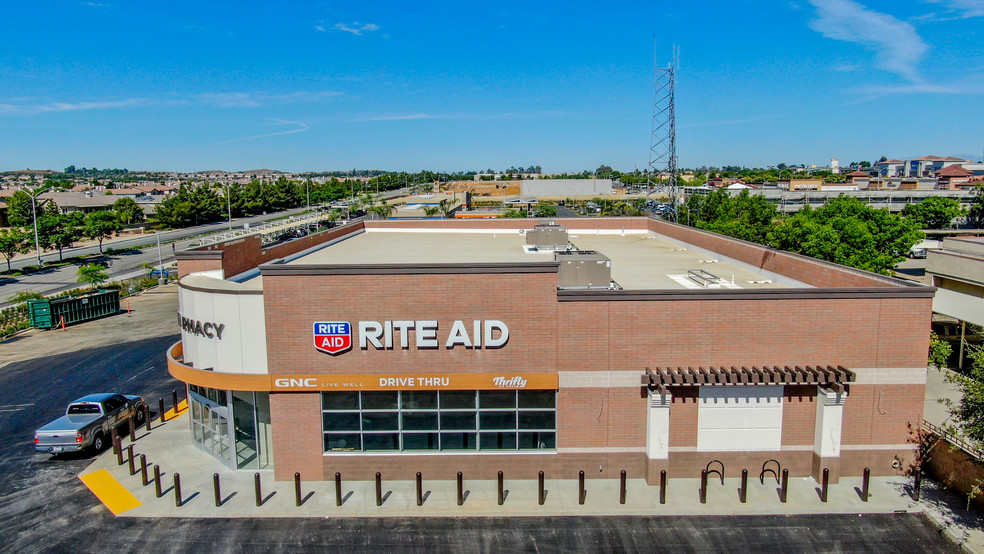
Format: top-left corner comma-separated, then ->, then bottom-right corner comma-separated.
1,0 -> 982,173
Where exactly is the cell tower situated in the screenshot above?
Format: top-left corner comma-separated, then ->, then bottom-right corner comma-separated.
647,44 -> 679,221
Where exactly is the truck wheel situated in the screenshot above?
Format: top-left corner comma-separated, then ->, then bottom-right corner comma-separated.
91,433 -> 105,452
135,406 -> 146,425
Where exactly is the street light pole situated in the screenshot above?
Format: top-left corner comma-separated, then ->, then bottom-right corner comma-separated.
225,184 -> 232,230
156,230 -> 165,283
30,192 -> 42,267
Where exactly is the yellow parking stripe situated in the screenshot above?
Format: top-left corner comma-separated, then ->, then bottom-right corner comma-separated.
79,469 -> 142,515
164,399 -> 188,420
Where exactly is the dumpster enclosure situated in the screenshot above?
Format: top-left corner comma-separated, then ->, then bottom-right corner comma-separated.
28,289 -> 121,330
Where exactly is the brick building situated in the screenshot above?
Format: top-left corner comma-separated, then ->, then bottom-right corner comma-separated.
170,217 -> 933,485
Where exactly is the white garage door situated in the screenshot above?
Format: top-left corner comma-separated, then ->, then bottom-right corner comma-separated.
697,385 -> 783,451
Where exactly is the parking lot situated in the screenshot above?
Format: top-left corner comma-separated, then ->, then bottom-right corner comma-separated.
0,283 -> 963,552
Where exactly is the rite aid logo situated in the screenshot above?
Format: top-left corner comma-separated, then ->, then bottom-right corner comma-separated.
313,321 -> 352,355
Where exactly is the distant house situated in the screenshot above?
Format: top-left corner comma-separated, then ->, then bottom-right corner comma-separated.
935,164 -> 974,190
846,170 -> 871,188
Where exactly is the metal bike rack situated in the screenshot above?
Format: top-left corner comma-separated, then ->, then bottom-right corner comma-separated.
705,460 -> 725,485
760,459 -> 781,485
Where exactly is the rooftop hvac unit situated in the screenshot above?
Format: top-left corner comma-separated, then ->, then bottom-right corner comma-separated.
556,250 -> 611,289
526,223 -> 568,251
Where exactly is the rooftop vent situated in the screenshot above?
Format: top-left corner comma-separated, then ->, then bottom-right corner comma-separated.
556,250 -> 611,289
526,223 -> 569,252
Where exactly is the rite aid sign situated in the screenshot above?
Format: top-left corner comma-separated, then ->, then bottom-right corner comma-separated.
314,319 -> 508,355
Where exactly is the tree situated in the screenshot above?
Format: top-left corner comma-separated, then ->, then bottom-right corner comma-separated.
768,196 -> 923,275
533,204 -> 558,217
422,205 -> 441,218
901,197 -> 965,229
0,228 -> 26,271
967,186 -> 984,229
76,263 -> 108,288
679,189 -> 779,244
113,197 -> 144,225
4,190 -> 36,227
439,199 -> 455,218
947,343 -> 984,443
370,203 -> 396,220
84,211 -> 123,253
48,212 -> 85,262
930,331 -> 952,371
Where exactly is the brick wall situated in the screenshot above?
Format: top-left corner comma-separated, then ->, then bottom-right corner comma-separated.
924,434 -> 984,510
841,384 -> 926,446
782,385 -> 818,446
263,271 -> 559,374
270,392 -> 324,481
557,387 -> 646,448
176,258 -> 224,278
559,297 -> 931,371
178,223 -> 366,279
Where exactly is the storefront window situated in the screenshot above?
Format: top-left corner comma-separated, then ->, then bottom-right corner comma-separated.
321,390 -> 556,453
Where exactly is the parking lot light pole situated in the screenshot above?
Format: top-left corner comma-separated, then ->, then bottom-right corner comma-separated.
31,192 -> 42,267
224,184 -> 232,230
156,231 -> 165,284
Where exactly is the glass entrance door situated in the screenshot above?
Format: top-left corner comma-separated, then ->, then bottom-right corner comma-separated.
190,388 -> 232,466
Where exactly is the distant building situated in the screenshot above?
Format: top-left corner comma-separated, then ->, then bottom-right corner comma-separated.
830,158 -> 840,174
876,159 -> 905,178
935,165 -> 974,190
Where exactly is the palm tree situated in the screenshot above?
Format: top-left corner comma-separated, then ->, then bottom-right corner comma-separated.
423,205 -> 441,218
439,199 -> 455,218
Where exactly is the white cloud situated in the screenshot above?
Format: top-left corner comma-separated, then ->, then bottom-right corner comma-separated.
0,90 -> 343,117
926,0 -> 984,17
808,0 -> 928,83
333,22 -> 380,36
194,90 -> 343,108
215,119 -> 310,145
0,98 -> 144,116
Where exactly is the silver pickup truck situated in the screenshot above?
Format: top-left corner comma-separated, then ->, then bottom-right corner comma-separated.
34,393 -> 146,454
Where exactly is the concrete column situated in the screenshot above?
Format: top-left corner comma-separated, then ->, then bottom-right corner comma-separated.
645,387 -> 672,485
812,386 -> 847,483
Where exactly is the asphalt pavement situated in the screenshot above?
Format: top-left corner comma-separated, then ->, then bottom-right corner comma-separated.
0,284 -> 966,552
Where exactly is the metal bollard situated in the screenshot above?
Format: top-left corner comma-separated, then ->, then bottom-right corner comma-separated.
140,454 -> 148,486
154,465 -> 162,498
159,398 -> 166,423
375,472 -> 382,506
115,438 -> 123,466
914,470 -> 922,501
172,390 -> 179,414
128,415 -> 136,442
416,472 -> 423,506
335,472 -> 342,506
127,445 -> 136,475
144,404 -> 152,432
780,469 -> 789,503
620,470 -> 627,505
295,472 -> 302,507
538,471 -> 545,506
659,470 -> 667,505
174,473 -> 182,507
862,468 -> 870,502
740,469 -> 748,504
213,473 -> 221,507
579,470 -> 585,505
111,427 -> 119,453
700,470 -> 708,504
254,472 -> 262,507
821,468 -> 829,503
457,472 -> 464,506
497,471 -> 504,506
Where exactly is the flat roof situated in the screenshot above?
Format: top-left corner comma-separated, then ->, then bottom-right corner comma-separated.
287,229 -> 804,291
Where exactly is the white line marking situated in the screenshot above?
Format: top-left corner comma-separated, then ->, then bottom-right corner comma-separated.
0,403 -> 35,408
121,366 -> 155,385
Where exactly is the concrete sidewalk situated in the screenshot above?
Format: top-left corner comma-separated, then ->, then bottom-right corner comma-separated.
80,408 -> 980,545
